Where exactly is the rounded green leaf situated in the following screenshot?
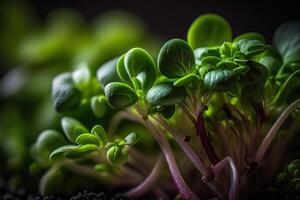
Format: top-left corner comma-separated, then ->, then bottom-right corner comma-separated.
91,95 -> 107,118
49,145 -> 77,161
91,125 -> 108,146
274,22 -> 300,66
259,45 -> 282,76
173,74 -> 199,87
124,48 -> 156,91
146,83 -> 187,106
106,145 -> 128,166
235,39 -> 265,58
234,32 -> 265,43
158,39 -> 195,78
76,133 -> 100,145
64,144 -> 98,158
117,54 -> 132,85
187,14 -> 232,49
104,82 -> 138,109
97,57 -> 121,88
35,130 -> 68,164
125,132 -> 140,145
61,117 -> 88,143
39,167 -> 64,196
204,69 -> 236,91
52,73 -> 82,112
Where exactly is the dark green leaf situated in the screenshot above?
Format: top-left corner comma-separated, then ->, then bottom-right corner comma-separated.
146,82 -> 187,106
259,45 -> 283,76
173,74 -> 199,87
158,39 -> 195,78
52,73 -> 82,112
194,47 -> 220,62
124,48 -> 156,91
274,22 -> 300,66
235,39 -> 265,58
117,55 -> 132,85
61,117 -> 88,143
125,132 -> 140,145
91,125 -> 108,146
106,145 -> 128,166
187,14 -> 232,49
204,69 -> 236,91
76,133 -> 100,145
104,82 -> 138,109
96,57 -> 121,88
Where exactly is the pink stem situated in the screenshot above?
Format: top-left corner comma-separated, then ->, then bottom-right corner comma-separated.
213,156 -> 239,200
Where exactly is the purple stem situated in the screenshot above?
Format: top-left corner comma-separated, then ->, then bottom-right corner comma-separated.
123,155 -> 163,199
213,156 -> 239,200
196,112 -> 220,165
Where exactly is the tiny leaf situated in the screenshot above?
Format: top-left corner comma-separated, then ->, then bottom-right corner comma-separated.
61,117 -> 88,143
91,125 -> 108,145
64,144 -> 98,158
76,133 -> 100,145
125,132 -> 140,145
146,82 -> 187,106
49,145 -> 77,161
106,145 -> 128,166
104,82 -> 138,109
91,95 -> 107,118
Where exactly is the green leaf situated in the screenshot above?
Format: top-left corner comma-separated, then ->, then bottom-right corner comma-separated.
194,47 -> 220,62
96,57 -> 121,88
39,167 -> 64,196
117,54 -> 132,85
49,145 -> 77,161
274,22 -> 300,66
125,132 -> 140,145
124,48 -> 156,91
173,74 -> 199,87
91,125 -> 108,146
52,73 -> 82,112
76,133 -> 100,145
187,14 -> 232,49
91,95 -> 107,118
259,45 -> 282,76
35,130 -> 68,164
204,69 -> 236,91
219,42 -> 236,58
146,82 -> 187,106
64,144 -> 98,158
106,145 -> 128,166
159,105 -> 176,119
61,117 -> 88,143
104,82 -> 138,109
234,32 -> 265,43
235,39 -> 265,58
72,65 -> 91,90
158,39 -> 195,78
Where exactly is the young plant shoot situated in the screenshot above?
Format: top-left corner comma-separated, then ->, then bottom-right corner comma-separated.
32,14 -> 300,199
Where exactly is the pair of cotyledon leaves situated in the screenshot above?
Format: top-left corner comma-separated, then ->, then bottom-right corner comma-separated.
35,116 -> 139,166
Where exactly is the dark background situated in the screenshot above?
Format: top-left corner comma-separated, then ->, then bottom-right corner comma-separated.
29,0 -> 300,43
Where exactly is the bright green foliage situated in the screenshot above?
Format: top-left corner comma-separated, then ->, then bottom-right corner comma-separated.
90,95 -> 107,118
106,145 -> 128,166
61,117 -> 88,143
91,125 -> 108,146
76,133 -> 100,145
125,132 -> 140,145
187,14 -> 232,49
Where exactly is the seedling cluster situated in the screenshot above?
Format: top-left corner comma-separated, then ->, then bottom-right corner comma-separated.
32,14 -> 300,199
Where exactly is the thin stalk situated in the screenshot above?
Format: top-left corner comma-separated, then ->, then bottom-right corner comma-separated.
213,156 -> 239,200
123,155 -> 163,199
196,111 -> 220,165
155,116 -> 227,200
255,98 -> 300,164
145,119 -> 200,200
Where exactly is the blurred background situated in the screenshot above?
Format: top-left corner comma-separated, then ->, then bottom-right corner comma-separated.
0,0 -> 300,196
